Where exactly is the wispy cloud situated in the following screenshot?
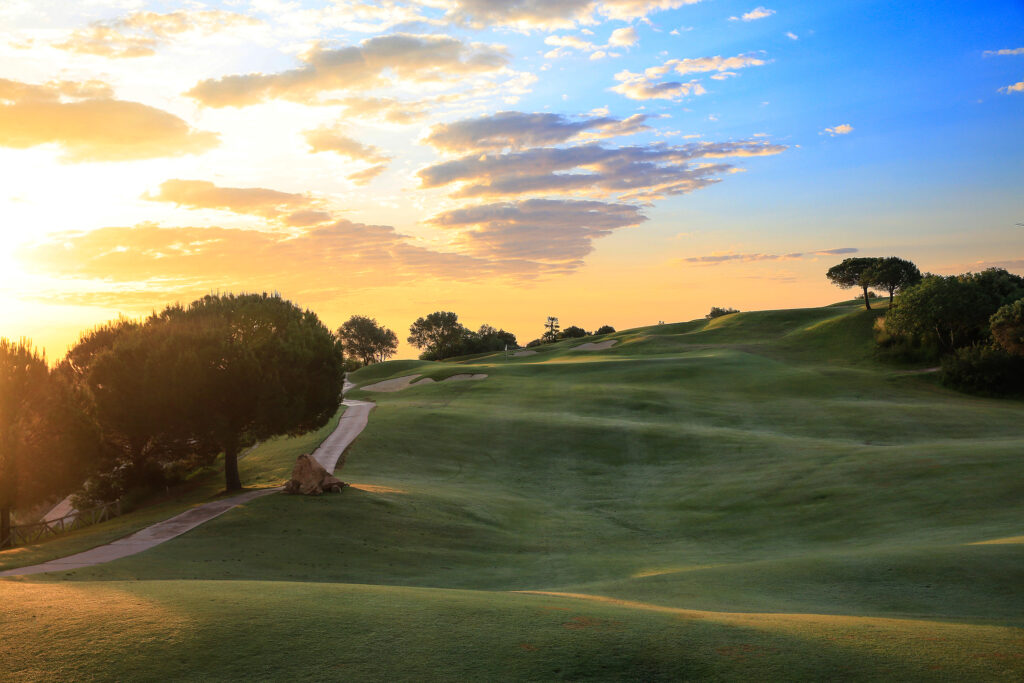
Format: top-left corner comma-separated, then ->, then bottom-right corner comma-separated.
678,247 -> 857,265
186,34 -> 510,107
983,47 -> 1024,57
445,0 -> 706,31
142,179 -> 330,226
999,81 -> 1024,94
0,78 -> 218,162
52,9 -> 261,59
730,7 -> 775,22
304,125 -> 391,182
611,53 -> 766,100
418,140 -> 785,201
821,123 -> 854,136
422,111 -> 650,153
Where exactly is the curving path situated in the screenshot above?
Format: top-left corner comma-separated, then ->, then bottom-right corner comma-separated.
0,394 -> 373,578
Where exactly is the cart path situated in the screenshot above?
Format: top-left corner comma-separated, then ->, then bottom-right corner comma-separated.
1,396 -> 373,578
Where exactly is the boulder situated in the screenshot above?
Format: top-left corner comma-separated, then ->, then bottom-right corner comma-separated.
284,454 -> 346,495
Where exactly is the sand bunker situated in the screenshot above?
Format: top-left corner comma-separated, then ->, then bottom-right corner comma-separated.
571,339 -> 618,351
360,373 -> 487,392
512,349 -> 537,357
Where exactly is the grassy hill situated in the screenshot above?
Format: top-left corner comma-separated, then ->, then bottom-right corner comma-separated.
3,302 -> 1023,681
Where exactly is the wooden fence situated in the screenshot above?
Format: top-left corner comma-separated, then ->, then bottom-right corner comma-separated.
1,500 -> 122,549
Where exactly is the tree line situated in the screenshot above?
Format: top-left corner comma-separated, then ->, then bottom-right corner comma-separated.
827,256 -> 1024,395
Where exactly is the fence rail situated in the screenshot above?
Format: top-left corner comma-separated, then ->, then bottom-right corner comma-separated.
1,500 -> 122,549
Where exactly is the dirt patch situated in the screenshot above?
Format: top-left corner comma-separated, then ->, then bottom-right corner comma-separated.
571,340 -> 618,351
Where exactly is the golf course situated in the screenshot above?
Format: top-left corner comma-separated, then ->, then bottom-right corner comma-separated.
2,301 -> 1022,681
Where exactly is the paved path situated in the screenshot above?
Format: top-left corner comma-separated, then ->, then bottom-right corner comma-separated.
1,393 -> 373,578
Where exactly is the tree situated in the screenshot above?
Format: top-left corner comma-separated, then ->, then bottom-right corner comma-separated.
543,316 -> 560,343
161,293 -> 345,491
706,307 -> 739,319
336,315 -> 398,366
826,257 -> 881,309
407,311 -> 466,360
885,270 -> 1024,353
560,325 -> 588,339
595,325 -> 615,335
990,298 -> 1024,356
0,339 -> 49,547
867,257 -> 922,305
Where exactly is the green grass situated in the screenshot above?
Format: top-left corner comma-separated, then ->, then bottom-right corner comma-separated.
3,303 -> 1023,680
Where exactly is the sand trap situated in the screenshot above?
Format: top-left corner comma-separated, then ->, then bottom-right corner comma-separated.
571,339 -> 618,351
360,373 -> 487,392
513,349 -> 537,357
360,374 -> 425,392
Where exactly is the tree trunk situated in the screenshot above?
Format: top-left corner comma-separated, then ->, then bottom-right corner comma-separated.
1,506 -> 11,549
889,287 -> 895,306
224,436 -> 242,492
862,285 -> 872,310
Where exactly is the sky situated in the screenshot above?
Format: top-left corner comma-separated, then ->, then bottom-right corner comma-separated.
1,0 -> 1022,359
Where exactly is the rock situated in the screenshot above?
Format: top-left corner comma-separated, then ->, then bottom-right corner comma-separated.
284,454 -> 346,495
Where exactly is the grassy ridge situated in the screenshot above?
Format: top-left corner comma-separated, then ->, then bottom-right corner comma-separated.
2,302 -> 1023,680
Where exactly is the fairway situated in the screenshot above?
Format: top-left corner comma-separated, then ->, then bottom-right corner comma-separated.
3,303 -> 1023,681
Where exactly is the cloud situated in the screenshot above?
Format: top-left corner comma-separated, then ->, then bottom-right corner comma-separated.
186,33 -> 510,108
428,198 -> 647,263
304,126 -> 391,163
332,96 -> 431,124
0,78 -> 218,162
812,247 -> 858,255
142,179 -> 329,225
821,123 -> 853,136
611,72 -> 705,100
422,110 -> 650,153
999,81 -> 1024,94
444,0 -> 705,30
610,53 -> 765,100
418,139 -> 785,201
730,6 -> 775,22
347,164 -> 389,185
18,213 -> 591,308
786,31 -> 798,40
608,27 -> 638,47
53,9 -> 261,59
678,247 -> 857,265
983,47 -> 1024,57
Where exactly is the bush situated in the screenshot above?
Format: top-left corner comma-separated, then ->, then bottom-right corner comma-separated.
940,344 -> 1024,396
525,338 -> 543,348
990,298 -> 1024,356
560,326 -> 588,339
595,325 -> 615,335
706,306 -> 739,319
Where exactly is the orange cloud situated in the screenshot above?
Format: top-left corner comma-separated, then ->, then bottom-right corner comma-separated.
445,0 -> 705,30
304,126 -> 391,164
143,179 -> 328,224
53,10 -> 261,59
0,79 -> 218,162
187,34 -> 510,108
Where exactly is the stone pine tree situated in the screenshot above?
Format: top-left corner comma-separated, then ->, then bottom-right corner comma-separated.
826,257 -> 882,310
160,293 -> 346,492
868,257 -> 922,305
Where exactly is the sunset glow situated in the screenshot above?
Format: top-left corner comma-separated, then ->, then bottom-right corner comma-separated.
2,1 -> 1021,357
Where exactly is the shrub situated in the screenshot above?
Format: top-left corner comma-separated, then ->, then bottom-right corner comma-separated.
595,325 -> 615,335
706,306 -> 739,319
940,344 -> 1024,396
